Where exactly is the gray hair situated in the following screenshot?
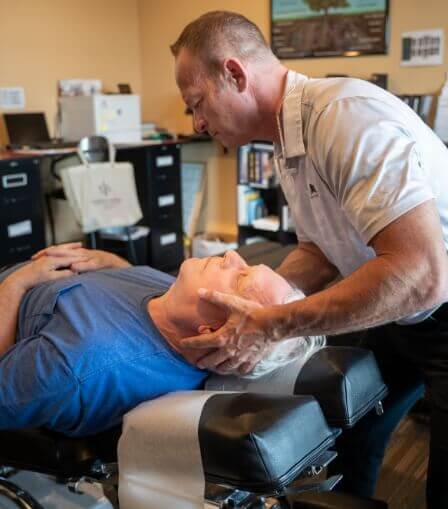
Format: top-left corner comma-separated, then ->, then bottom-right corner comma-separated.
246,289 -> 326,379
170,11 -> 274,77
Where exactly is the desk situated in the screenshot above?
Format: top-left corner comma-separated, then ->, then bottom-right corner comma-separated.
0,152 -> 45,265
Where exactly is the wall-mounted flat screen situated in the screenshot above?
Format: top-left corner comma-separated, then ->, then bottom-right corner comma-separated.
271,0 -> 389,59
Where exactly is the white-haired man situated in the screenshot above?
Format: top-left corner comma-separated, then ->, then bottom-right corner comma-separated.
0,243 -> 321,436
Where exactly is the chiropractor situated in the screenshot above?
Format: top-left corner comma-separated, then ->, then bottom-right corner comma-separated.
171,11 -> 448,508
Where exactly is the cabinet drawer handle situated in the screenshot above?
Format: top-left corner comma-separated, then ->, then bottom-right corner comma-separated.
7,219 -> 32,238
160,233 -> 177,246
156,155 -> 174,167
158,194 -> 175,207
2,173 -> 28,189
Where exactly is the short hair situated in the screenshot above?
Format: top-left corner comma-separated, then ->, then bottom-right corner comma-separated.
170,11 -> 273,75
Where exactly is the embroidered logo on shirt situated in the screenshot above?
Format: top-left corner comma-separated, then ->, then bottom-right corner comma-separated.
309,183 -> 319,198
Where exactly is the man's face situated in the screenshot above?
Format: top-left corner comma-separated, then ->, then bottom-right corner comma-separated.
175,48 -> 254,148
169,251 -> 293,330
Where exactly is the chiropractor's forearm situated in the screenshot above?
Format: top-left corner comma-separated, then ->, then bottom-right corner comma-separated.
267,251 -> 447,339
271,202 -> 448,338
0,277 -> 26,356
276,243 -> 339,295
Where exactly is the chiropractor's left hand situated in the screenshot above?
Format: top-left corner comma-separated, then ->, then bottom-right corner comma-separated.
181,289 -> 274,375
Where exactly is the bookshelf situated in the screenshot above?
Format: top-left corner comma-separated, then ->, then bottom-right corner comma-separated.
237,141 -> 297,246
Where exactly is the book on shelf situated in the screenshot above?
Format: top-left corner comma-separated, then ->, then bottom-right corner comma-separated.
238,145 -> 250,184
281,204 -> 295,232
237,185 -> 267,226
238,143 -> 276,188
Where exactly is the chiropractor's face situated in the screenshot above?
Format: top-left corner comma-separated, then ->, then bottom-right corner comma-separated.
175,49 -> 255,148
168,251 -> 293,332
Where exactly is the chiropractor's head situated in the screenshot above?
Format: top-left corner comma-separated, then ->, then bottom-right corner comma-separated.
160,251 -> 293,337
171,11 -> 286,147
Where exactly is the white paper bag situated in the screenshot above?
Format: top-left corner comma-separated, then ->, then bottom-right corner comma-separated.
61,160 -> 142,233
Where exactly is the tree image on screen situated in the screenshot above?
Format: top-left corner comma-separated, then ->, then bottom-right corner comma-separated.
303,0 -> 350,49
304,0 -> 349,16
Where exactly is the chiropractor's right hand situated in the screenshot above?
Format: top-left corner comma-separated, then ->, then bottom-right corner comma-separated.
181,289 -> 274,375
32,242 -> 131,273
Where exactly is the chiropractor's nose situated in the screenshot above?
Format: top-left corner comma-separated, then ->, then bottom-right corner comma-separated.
193,112 -> 207,134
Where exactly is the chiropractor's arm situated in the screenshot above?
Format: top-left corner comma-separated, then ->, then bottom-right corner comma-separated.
265,200 -> 448,336
276,242 -> 339,295
0,256 -> 80,356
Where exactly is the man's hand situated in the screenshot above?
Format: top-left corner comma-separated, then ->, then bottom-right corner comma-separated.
32,243 -> 131,273
0,254 -> 82,357
181,289 -> 276,375
7,255 -> 80,292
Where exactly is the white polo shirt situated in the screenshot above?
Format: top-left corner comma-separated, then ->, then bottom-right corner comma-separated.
274,71 -> 448,324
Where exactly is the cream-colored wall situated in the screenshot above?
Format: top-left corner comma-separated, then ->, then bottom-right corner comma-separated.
2,2 -> 447,237
138,0 -> 448,236
0,0 -> 142,144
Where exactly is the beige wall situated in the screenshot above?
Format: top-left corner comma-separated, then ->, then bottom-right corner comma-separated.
0,0 -> 142,144
2,1 -> 448,236
138,0 -> 448,235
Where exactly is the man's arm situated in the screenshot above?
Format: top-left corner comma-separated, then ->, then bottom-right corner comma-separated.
265,200 -> 448,337
0,256 -> 79,356
0,278 -> 26,357
276,242 -> 339,295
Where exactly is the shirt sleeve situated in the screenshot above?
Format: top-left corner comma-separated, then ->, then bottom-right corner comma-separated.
309,97 -> 434,244
0,335 -> 82,434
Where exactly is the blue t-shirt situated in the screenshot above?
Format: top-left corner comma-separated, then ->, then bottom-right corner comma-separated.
0,266 -> 208,436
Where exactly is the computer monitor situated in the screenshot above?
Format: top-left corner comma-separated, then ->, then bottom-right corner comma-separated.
3,112 -> 51,146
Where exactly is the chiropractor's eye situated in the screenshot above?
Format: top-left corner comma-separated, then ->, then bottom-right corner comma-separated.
193,98 -> 202,110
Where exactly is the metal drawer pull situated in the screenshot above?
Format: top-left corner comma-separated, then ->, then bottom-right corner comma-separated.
2,173 -> 28,189
158,194 -> 175,207
160,232 -> 177,246
156,155 -> 174,167
7,219 -> 32,238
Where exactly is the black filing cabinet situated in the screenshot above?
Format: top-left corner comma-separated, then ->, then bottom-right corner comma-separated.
116,143 -> 184,271
0,156 -> 45,265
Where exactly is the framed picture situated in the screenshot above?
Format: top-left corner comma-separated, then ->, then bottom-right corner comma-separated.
271,0 -> 389,59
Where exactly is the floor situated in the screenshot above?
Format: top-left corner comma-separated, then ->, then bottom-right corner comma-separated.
376,415 -> 429,509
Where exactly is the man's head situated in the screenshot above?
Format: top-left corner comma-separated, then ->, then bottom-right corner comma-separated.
159,251 -> 293,338
171,11 -> 288,147
150,251 -> 324,375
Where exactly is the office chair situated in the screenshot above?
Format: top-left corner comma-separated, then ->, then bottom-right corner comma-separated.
46,136 -> 139,264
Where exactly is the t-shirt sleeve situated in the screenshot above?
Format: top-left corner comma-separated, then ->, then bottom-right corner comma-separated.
309,97 -> 434,243
0,336 -> 82,434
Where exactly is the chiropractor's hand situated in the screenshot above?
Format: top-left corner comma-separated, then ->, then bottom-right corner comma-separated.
32,242 -> 131,272
181,289 -> 275,375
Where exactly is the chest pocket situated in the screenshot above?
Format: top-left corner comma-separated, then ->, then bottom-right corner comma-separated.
19,281 -> 82,339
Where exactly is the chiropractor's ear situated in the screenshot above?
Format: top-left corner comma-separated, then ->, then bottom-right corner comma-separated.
223,58 -> 248,92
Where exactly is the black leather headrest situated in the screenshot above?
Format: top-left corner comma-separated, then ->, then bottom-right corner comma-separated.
295,347 -> 388,428
199,392 -> 340,493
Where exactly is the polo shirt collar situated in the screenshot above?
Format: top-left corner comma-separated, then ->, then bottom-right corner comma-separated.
276,71 -> 308,160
